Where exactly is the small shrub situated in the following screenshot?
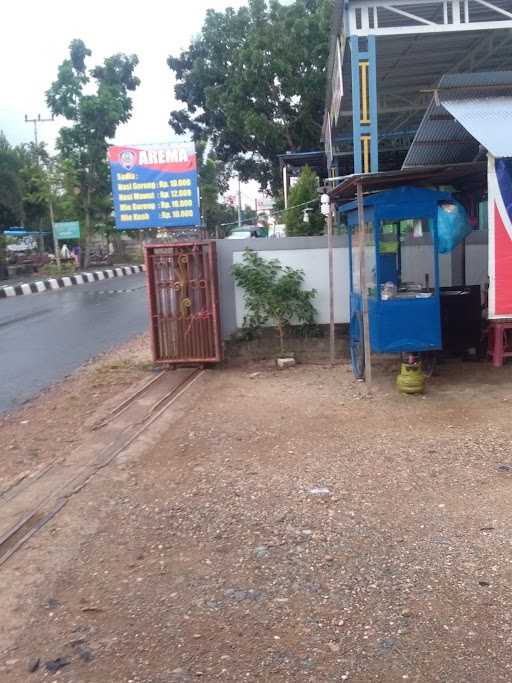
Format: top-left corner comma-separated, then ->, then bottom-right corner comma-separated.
232,249 -> 317,355
41,261 -> 77,278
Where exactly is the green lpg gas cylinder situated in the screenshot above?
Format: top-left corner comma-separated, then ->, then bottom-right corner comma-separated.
396,361 -> 425,395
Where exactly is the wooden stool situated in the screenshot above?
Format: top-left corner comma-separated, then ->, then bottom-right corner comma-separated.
488,320 -> 512,367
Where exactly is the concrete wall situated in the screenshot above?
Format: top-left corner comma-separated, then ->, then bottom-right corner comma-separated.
233,247 -> 351,329
216,236 -> 345,339
216,233 -> 488,339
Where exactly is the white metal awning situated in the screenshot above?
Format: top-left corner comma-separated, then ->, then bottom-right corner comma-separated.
442,97 -> 512,158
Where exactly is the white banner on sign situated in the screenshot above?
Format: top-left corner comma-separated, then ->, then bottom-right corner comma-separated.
325,114 -> 334,169
330,37 -> 344,126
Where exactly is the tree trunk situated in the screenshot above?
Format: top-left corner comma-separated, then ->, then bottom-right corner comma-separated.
277,322 -> 285,356
284,129 -> 295,151
82,188 -> 92,270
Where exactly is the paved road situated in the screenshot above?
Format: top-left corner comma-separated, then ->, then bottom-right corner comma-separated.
0,274 -> 148,414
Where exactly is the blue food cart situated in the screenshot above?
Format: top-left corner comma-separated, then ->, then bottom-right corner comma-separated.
339,185 -> 453,379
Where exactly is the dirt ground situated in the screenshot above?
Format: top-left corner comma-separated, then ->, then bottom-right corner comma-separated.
2,349 -> 512,682
0,335 -> 153,488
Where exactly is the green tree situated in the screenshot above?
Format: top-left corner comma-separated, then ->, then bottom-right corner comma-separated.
168,0 -> 331,192
15,142 -> 51,230
46,39 -> 140,266
243,204 -> 258,226
205,200 -> 238,238
50,158 -> 80,224
197,142 -> 237,237
285,165 -> 324,236
0,133 -> 24,277
0,132 -> 24,229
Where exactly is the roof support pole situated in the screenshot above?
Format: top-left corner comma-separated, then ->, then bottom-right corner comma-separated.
350,36 -> 379,175
368,36 -> 379,173
350,36 -> 363,174
356,180 -> 372,389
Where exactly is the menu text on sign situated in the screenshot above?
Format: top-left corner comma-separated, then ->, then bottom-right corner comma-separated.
108,143 -> 201,230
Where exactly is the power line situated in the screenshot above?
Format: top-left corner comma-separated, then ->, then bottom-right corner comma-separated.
220,196 -> 320,228
24,113 -> 59,265
24,113 -> 54,157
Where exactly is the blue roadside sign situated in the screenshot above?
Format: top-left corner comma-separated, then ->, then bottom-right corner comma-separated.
108,142 -> 201,230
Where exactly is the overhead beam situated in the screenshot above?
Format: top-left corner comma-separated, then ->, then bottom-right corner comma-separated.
474,0 -> 512,19
351,20 -> 512,36
383,4 -> 436,25
346,0 -> 512,37
338,102 -> 429,117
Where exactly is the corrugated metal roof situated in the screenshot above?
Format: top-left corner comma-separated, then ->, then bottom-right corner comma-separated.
403,70 -> 512,167
439,71 -> 512,89
330,161 -> 486,201
402,99 -> 477,167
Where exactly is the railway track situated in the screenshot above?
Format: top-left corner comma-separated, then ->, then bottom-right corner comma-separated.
0,367 -> 204,568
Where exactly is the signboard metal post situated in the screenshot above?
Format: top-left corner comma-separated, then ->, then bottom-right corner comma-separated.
49,202 -> 60,268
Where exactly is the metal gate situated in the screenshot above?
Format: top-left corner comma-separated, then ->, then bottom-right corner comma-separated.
145,241 -> 222,365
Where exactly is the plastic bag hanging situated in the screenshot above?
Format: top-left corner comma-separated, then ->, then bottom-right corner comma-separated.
437,200 -> 471,254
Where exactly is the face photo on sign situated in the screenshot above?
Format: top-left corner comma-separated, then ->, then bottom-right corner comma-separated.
120,150 -> 136,170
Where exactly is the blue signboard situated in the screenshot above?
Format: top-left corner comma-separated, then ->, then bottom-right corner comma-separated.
108,142 -> 201,230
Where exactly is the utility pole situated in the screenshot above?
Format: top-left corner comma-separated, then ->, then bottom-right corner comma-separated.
24,114 -> 53,156
321,191 -> 335,366
237,174 -> 243,228
24,113 -> 56,260
283,164 -> 289,210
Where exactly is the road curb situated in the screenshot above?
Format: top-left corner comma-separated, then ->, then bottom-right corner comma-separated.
0,265 -> 146,300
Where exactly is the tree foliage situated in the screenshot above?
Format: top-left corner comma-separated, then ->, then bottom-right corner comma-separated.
196,142 -> 237,237
285,165 -> 324,236
232,248 -> 317,354
15,142 -> 51,228
0,133 -> 76,237
0,134 -> 48,272
46,39 -> 140,264
168,0 -> 331,192
0,132 -> 24,229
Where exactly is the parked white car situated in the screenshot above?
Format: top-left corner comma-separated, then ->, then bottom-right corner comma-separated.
226,226 -> 267,239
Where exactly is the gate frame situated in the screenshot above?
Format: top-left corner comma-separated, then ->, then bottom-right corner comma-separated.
144,240 -> 222,365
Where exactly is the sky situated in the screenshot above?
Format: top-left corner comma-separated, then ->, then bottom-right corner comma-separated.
0,0 -> 291,206
1,0 -> 250,149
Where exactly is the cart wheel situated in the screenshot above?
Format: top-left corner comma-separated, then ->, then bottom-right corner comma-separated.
420,351 -> 437,377
350,311 -> 365,380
